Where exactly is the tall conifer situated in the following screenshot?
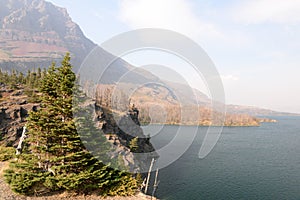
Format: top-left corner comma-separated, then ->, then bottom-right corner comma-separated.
5,53 -> 138,195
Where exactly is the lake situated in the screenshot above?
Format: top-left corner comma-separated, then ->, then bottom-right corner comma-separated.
142,116 -> 300,200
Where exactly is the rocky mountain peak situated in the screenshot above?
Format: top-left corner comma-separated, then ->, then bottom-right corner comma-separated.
0,0 -> 95,71
3,0 -> 81,36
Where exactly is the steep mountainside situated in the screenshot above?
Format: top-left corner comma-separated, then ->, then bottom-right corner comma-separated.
0,0 -> 163,85
0,0 -> 293,118
0,0 -> 95,70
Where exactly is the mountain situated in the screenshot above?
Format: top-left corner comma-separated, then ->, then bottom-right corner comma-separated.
0,0 -> 295,119
226,104 -> 300,116
0,0 -> 163,84
0,0 -> 95,70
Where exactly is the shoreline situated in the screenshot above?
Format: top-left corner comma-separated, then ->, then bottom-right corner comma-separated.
141,121 -> 276,127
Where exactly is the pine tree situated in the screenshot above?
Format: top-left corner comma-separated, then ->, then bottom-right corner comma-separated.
0,69 -> 3,83
5,53 -> 138,195
37,67 -> 42,79
25,69 -> 31,86
129,137 -> 139,152
9,69 -> 18,89
18,72 -> 25,84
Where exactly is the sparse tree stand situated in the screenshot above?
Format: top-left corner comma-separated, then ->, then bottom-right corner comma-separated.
4,53 -> 138,196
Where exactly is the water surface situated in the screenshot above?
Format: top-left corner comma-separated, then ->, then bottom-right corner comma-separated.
143,116 -> 300,200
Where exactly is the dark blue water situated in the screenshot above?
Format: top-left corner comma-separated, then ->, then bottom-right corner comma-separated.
143,116 -> 300,200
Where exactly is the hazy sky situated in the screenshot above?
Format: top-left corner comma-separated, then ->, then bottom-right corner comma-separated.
48,0 -> 300,113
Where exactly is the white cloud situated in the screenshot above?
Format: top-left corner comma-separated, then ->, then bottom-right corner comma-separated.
221,74 -> 239,81
118,0 -> 223,40
233,0 -> 300,24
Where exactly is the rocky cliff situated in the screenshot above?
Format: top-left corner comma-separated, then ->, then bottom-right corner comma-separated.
0,0 -> 96,70
95,103 -> 158,173
0,85 -> 38,147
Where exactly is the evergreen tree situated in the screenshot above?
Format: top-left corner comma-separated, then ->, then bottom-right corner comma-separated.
5,53 -> 138,195
0,69 -> 3,83
129,137 -> 139,152
9,69 -> 18,89
18,72 -> 25,84
25,69 -> 31,86
37,67 -> 42,79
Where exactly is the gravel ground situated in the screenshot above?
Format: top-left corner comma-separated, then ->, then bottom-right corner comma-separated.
0,162 -> 157,200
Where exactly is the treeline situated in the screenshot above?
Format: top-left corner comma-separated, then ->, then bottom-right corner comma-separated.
0,68 -> 46,102
137,104 -> 260,126
91,85 -> 260,126
0,68 -> 46,88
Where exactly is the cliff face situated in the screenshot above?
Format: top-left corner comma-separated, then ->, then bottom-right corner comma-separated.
0,0 -> 96,70
95,103 -> 158,173
0,86 -> 38,147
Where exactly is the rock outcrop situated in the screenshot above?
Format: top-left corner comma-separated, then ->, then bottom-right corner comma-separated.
0,86 -> 38,147
0,0 -> 96,70
95,103 -> 158,173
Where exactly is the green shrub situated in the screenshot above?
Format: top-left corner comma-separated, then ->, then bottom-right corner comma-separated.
0,147 -> 15,161
103,173 -> 138,196
129,137 -> 139,152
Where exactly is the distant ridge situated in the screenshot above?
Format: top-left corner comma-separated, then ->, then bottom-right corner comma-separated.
226,104 -> 300,116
